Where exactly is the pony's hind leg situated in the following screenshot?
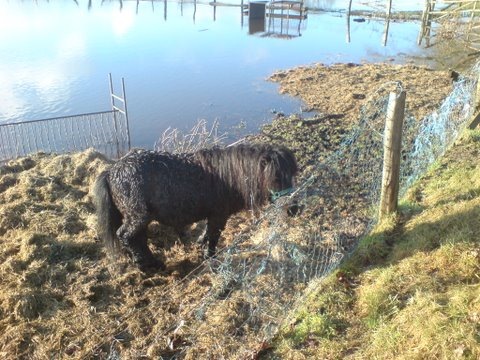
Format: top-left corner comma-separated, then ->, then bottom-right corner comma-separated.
203,216 -> 228,258
117,216 -> 165,271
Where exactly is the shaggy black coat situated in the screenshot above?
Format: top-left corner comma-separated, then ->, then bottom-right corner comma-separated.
92,143 -> 297,271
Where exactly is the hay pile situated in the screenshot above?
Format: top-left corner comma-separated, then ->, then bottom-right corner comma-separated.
0,149 -> 303,359
0,150 -> 119,358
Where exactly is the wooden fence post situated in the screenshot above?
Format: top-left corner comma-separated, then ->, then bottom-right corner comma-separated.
379,89 -> 406,219
468,71 -> 480,129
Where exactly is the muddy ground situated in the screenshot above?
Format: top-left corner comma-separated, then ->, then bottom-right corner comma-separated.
0,63 -> 458,359
269,63 -> 454,123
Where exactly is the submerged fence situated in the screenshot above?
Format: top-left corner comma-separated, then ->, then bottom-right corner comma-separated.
0,110 -> 130,162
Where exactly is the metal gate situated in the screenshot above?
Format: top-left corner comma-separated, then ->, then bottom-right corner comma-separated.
0,74 -> 131,163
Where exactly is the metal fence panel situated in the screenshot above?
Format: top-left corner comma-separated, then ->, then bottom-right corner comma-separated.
0,110 -> 130,163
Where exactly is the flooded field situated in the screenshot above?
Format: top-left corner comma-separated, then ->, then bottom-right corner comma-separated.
1,2 -> 475,359
0,0 -> 431,147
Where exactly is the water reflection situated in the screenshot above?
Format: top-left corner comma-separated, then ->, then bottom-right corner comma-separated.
305,0 -> 338,10
246,1 -> 307,38
67,0 -> 402,42
0,0 -> 430,148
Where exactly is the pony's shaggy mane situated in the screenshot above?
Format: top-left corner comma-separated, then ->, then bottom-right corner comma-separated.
193,144 -> 297,210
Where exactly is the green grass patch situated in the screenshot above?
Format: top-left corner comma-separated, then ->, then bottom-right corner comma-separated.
269,129 -> 480,359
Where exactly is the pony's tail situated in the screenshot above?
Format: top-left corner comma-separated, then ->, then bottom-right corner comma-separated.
92,171 -> 122,252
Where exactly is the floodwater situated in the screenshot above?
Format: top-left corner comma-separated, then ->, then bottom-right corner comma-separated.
0,0 -> 430,148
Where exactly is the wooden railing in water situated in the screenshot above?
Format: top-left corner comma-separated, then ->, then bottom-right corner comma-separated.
418,0 -> 480,50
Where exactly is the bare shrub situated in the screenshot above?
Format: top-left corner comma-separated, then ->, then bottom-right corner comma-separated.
154,119 -> 228,154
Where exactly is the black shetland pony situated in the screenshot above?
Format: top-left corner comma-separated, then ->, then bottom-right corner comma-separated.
92,143 -> 297,271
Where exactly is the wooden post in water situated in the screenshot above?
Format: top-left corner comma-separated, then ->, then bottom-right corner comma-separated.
418,0 -> 429,45
193,0 -> 197,23
241,0 -> 244,28
383,0 -> 393,46
346,0 -> 353,43
418,0 -> 435,47
379,87 -> 406,219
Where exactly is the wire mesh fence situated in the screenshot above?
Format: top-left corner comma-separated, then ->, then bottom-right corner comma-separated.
0,110 -> 130,163
126,66 -> 478,359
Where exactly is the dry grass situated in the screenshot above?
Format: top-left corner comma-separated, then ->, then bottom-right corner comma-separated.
270,129 -> 480,359
0,148 -> 314,359
0,150 -> 117,358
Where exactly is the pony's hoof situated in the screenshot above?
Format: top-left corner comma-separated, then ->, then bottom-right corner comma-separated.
138,258 -> 166,273
202,247 -> 217,260
287,203 -> 304,217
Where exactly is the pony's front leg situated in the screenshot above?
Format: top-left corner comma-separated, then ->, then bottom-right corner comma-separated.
203,216 -> 228,258
117,217 -> 165,271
